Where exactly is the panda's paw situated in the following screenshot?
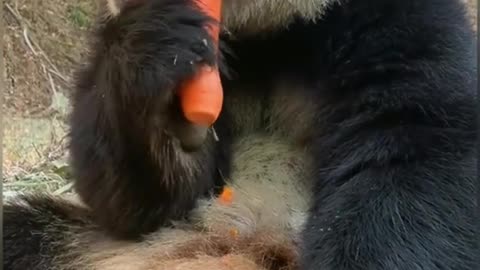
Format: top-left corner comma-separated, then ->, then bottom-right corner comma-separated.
111,0 -> 216,95
100,0 -> 218,149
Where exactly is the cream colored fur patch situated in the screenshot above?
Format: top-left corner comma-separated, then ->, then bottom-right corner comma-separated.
221,0 -> 336,34
190,134 -> 313,238
100,0 -> 336,34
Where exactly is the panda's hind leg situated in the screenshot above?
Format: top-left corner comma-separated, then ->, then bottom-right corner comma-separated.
3,194 -> 93,270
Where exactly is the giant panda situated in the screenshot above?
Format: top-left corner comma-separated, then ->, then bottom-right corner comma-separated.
4,0 -> 478,269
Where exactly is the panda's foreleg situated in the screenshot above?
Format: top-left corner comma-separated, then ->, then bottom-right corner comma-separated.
69,0 -> 230,240
300,1 -> 477,270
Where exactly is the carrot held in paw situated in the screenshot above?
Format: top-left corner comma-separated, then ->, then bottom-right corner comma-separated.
178,0 -> 223,126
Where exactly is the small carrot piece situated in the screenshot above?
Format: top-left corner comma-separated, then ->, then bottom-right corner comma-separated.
179,0 -> 223,126
219,186 -> 234,205
229,228 -> 239,239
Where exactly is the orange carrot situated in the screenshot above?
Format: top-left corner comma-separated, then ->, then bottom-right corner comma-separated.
218,186 -> 234,205
179,0 -> 223,126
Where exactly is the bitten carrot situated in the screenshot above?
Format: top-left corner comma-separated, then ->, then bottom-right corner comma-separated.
178,0 -> 223,126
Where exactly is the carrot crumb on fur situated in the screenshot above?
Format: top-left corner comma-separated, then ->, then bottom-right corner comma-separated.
229,228 -> 239,239
219,186 -> 234,205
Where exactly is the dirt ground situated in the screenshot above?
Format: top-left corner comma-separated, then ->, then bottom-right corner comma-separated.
3,0 -> 95,195
2,0 -> 477,195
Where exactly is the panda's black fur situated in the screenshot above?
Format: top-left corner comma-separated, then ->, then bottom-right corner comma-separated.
4,0 -> 478,269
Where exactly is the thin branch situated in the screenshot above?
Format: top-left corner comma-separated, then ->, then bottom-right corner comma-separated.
22,28 -> 37,55
48,68 -> 70,84
53,182 -> 74,195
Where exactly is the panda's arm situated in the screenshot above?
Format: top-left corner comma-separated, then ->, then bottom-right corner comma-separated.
69,0 -> 228,239
302,0 -> 477,269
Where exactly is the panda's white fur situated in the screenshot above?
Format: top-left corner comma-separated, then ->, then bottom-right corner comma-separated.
221,0 -> 336,34
104,0 -> 336,34
185,78 -> 322,242
191,134 -> 313,239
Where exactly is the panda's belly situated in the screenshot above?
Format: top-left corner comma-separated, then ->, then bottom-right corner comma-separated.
190,133 -> 314,239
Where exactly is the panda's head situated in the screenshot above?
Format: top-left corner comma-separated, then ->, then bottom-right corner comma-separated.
104,0 -> 334,34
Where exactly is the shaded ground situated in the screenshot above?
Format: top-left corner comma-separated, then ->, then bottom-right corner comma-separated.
2,0 -> 477,196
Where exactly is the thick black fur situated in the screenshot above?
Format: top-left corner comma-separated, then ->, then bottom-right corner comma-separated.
40,0 -> 480,269
69,0 -> 231,239
3,195 -> 94,270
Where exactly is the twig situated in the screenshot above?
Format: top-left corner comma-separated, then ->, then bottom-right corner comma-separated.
48,134 -> 68,157
31,143 -> 43,159
22,28 -> 37,55
53,182 -> 74,195
4,3 -> 22,26
4,181 -> 47,187
48,68 -> 70,84
31,39 -> 62,74
47,72 -> 58,95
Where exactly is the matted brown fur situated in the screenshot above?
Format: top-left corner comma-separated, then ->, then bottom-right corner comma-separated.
66,212 -> 300,270
82,231 -> 299,270
172,231 -> 299,270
